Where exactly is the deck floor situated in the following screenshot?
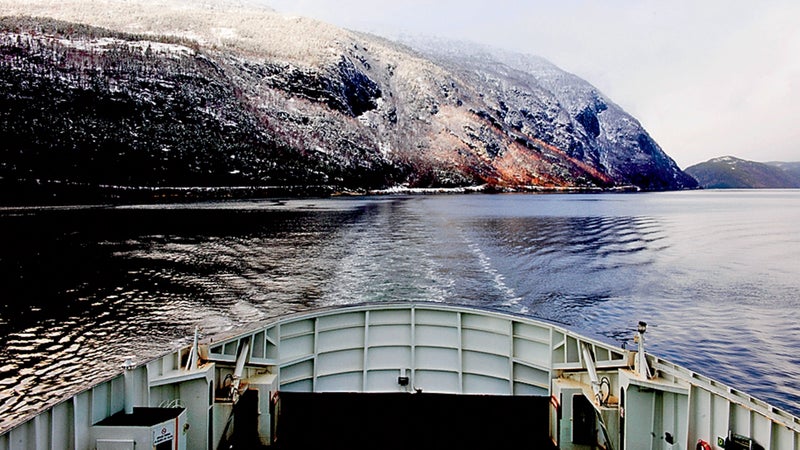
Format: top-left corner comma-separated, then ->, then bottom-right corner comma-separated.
272,392 -> 556,450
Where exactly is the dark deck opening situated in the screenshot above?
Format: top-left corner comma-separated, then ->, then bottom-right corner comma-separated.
274,392 -> 555,450
95,407 -> 183,427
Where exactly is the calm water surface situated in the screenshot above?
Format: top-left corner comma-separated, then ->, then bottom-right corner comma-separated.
0,190 -> 798,430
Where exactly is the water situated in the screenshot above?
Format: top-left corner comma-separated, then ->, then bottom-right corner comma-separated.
1,190 -> 798,430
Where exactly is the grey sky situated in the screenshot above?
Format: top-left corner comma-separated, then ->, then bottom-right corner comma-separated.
264,0 -> 799,168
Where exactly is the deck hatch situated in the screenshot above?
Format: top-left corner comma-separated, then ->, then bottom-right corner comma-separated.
275,392 -> 555,449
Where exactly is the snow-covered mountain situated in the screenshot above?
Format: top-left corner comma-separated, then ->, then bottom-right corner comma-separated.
0,0 -> 697,203
404,38 -> 695,190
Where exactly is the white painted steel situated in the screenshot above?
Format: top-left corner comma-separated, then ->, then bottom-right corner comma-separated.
1,303 -> 799,450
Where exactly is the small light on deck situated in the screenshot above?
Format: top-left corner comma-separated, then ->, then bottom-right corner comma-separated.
638,321 -> 647,334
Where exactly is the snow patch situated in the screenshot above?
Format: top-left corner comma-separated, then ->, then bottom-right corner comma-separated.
709,156 -> 743,166
3,31 -> 197,59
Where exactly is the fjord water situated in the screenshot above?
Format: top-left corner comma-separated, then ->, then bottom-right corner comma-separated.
0,190 -> 798,428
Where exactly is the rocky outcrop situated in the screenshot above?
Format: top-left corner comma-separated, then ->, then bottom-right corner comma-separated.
0,3 -> 697,203
404,41 -> 696,191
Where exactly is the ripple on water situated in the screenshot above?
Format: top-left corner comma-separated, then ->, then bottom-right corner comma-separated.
0,193 -> 799,431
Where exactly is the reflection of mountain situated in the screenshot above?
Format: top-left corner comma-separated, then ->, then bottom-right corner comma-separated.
685,156 -> 800,188
0,1 -> 696,204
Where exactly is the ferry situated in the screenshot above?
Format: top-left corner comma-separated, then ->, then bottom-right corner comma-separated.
1,303 -> 798,449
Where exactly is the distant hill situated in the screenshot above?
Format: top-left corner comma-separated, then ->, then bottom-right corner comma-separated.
767,161 -> 800,180
685,156 -> 800,189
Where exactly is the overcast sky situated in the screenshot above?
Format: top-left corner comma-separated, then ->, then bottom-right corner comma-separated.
264,0 -> 799,168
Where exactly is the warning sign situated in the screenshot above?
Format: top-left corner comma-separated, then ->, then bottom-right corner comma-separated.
153,425 -> 173,445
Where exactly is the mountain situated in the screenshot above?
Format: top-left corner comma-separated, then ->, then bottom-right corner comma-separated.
401,38 -> 696,192
685,156 -> 800,189
0,0 -> 697,203
767,161 -> 800,180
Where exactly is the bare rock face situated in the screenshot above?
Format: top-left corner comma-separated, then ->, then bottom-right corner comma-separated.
0,1 -> 696,203
406,41 -> 697,191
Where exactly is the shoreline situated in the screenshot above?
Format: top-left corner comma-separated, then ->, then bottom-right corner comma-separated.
0,182 -> 647,206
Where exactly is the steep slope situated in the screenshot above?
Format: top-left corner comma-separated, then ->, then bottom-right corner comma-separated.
685,156 -> 800,189
0,0 -> 696,203
404,39 -> 697,191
